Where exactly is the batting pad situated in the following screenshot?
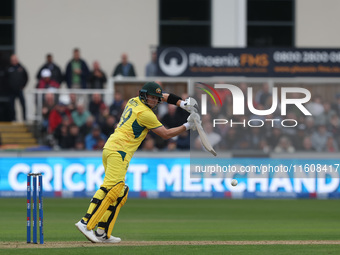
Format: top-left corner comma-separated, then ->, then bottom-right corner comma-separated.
87,182 -> 124,230
106,185 -> 129,238
82,188 -> 107,223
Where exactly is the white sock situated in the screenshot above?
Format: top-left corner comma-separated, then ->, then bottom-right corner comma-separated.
96,228 -> 105,235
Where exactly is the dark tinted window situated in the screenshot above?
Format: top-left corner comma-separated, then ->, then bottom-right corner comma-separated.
248,26 -> 293,47
0,24 -> 13,45
161,25 -> 210,47
247,0 -> 294,47
160,0 -> 210,21
0,0 -> 13,19
0,0 -> 14,70
248,0 -> 293,21
159,0 -> 211,46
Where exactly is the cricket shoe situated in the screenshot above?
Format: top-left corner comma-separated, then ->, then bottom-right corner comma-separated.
95,231 -> 121,243
75,220 -> 98,243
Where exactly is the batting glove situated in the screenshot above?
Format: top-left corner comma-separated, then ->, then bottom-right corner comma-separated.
180,97 -> 198,113
183,121 -> 196,131
187,112 -> 201,124
185,112 -> 201,131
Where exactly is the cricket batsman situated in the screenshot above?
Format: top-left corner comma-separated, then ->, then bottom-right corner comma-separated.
75,82 -> 200,243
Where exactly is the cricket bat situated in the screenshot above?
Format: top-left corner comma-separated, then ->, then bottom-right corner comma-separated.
193,119 -> 217,156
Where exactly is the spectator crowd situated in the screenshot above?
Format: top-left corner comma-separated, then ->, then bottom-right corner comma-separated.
39,81 -> 340,153
0,48 -> 339,153
0,48 -> 156,122
40,89 -> 190,151
191,83 -> 340,154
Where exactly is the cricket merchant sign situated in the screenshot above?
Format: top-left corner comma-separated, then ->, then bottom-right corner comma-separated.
157,47 -> 340,77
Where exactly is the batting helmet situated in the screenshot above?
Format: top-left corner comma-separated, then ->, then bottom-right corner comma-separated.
139,82 -> 163,107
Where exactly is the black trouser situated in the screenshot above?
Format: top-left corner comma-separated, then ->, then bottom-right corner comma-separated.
10,90 -> 26,121
0,96 -> 12,121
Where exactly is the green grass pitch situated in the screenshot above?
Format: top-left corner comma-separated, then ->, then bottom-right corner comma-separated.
1,198 -> 340,254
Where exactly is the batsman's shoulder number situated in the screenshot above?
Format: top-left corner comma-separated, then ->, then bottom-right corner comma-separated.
118,106 -> 133,127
